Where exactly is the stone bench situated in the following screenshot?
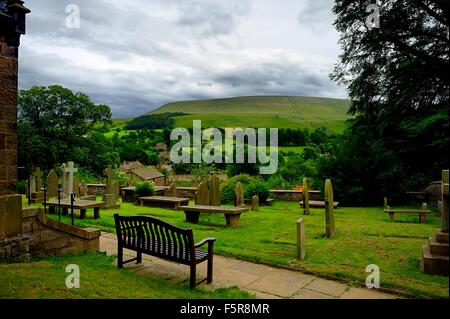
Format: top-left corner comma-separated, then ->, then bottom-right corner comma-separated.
139,196 -> 190,210
178,205 -> 249,228
384,208 -> 430,224
299,200 -> 339,208
46,199 -> 105,219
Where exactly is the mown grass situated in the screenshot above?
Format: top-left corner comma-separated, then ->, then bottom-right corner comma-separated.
44,199 -> 449,298
0,252 -> 252,299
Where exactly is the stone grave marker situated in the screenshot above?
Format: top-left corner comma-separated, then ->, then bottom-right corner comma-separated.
302,177 -> 310,215
208,174 -> 221,206
296,218 -> 305,261
73,175 -> 80,197
234,182 -> 244,207
195,181 -> 209,205
79,181 -> 88,197
102,165 -> 120,209
64,162 -> 78,197
324,179 -> 335,238
169,183 -> 177,197
29,167 -> 44,203
0,194 -> 22,240
251,195 -> 259,211
46,169 -> 59,198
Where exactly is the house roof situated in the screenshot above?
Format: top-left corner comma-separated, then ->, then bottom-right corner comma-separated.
131,167 -> 164,180
119,161 -> 144,172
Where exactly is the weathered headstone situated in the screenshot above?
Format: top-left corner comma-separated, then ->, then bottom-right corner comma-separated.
251,195 -> 259,211
73,175 -> 80,197
208,175 -> 221,206
102,166 -> 120,209
61,163 -> 68,196
169,183 -> 177,197
302,177 -> 310,215
33,167 -> 43,191
46,169 -> 59,198
79,181 -> 88,197
234,182 -> 244,207
296,218 -> 305,261
324,179 -> 335,238
0,195 -> 22,240
195,182 -> 209,205
383,197 -> 388,209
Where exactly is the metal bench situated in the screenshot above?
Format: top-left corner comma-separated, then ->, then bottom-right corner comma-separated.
114,214 -> 215,288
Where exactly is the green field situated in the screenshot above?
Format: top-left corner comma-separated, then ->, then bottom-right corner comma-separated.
45,199 -> 448,298
148,96 -> 351,133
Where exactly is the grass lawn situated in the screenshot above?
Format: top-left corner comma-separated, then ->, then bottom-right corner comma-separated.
43,199 -> 449,298
0,252 -> 252,299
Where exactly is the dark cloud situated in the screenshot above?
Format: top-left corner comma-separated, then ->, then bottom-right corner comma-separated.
18,0 -> 345,117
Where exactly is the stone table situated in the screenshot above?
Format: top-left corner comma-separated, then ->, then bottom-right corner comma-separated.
46,199 -> 105,219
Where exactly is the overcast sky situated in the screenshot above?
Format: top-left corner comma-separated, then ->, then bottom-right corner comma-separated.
19,0 -> 346,117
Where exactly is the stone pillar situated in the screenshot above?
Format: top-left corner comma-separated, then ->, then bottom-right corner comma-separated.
0,1 -> 30,196
296,218 -> 305,261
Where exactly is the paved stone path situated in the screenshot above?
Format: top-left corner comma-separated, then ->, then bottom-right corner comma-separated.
100,233 -> 399,299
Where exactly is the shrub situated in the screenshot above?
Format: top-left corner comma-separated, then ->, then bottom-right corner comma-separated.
220,174 -> 254,204
114,170 -> 129,187
134,182 -> 154,197
245,178 -> 270,202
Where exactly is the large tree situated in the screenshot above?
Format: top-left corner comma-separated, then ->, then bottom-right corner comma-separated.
327,0 -> 449,203
18,85 -> 117,175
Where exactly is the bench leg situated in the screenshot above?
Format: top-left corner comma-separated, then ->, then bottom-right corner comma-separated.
137,251 -> 142,264
118,245 -> 124,269
80,209 -> 86,220
94,207 -> 100,219
185,211 -> 200,224
207,244 -> 214,284
190,264 -> 197,289
225,214 -> 241,228
420,213 -> 425,224
388,212 -> 394,221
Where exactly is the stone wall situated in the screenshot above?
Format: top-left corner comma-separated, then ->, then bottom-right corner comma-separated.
86,183 -> 107,195
1,197 -> 101,261
269,189 -> 322,202
0,40 -> 18,196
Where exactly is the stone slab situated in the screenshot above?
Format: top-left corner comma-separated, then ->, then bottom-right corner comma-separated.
303,278 -> 348,297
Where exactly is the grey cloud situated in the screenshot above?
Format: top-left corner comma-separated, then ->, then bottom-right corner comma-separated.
298,0 -> 335,32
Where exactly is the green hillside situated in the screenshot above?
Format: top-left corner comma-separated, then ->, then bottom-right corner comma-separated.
149,96 -> 351,133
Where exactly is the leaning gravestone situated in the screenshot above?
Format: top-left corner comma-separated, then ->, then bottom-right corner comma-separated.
102,165 -> 120,209
234,182 -> 244,207
46,169 -> 59,199
169,183 -> 177,197
195,182 -> 210,205
302,177 -> 310,215
324,179 -> 335,238
251,195 -> 259,211
208,175 -> 221,206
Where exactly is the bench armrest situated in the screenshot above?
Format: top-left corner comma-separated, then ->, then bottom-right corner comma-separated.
195,237 -> 216,248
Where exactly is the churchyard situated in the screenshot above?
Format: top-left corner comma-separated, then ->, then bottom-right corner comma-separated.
34,192 -> 447,298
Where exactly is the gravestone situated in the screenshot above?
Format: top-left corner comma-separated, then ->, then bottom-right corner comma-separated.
251,195 -> 259,211
208,175 -> 221,206
64,162 -> 78,197
169,183 -> 177,197
195,182 -> 210,205
234,182 -> 244,207
46,169 -> 59,198
296,218 -> 305,261
61,163 -> 68,196
73,176 -> 80,197
0,195 -> 23,240
29,167 -> 44,204
102,165 -> 120,209
79,181 -> 88,197
324,179 -> 335,238
383,197 -> 388,209
302,177 -> 310,215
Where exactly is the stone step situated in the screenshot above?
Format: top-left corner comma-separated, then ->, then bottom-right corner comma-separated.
435,230 -> 449,243
422,245 -> 449,276
429,237 -> 449,256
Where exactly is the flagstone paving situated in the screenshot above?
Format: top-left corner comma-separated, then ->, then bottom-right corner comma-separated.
100,233 -> 400,299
